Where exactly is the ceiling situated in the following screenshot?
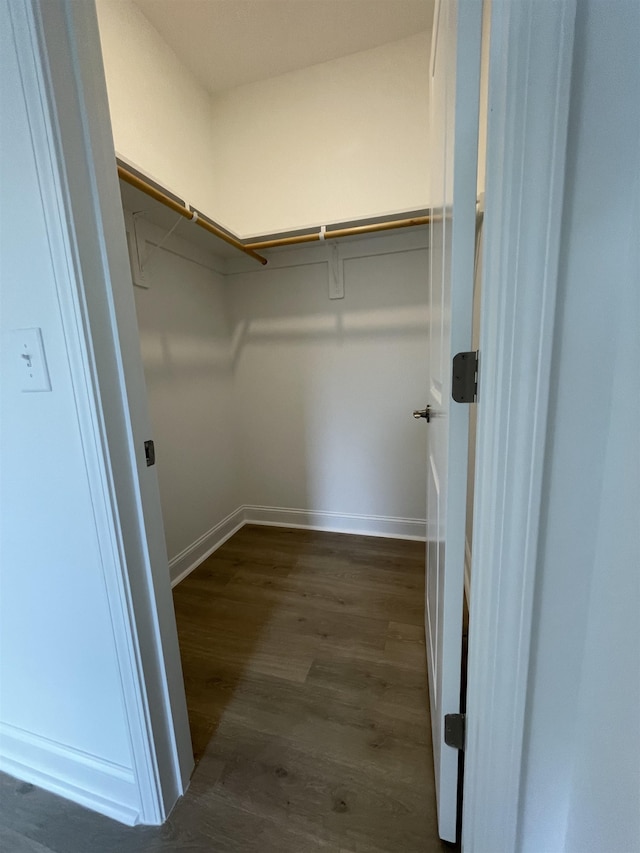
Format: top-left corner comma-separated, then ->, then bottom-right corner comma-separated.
133,0 -> 434,95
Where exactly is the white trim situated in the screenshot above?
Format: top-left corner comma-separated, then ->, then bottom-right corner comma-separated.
0,723 -> 140,826
15,0 -> 194,824
170,507 -> 246,586
169,505 -> 427,588
464,536 -> 472,606
462,2 -> 576,851
56,0 -> 194,807
244,505 -> 426,541
9,0 -> 162,824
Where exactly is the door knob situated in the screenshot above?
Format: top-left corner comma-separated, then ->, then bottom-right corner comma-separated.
413,406 -> 431,422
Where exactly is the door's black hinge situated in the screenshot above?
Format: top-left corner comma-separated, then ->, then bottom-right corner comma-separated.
144,439 -> 156,467
444,713 -> 466,751
452,351 -> 478,403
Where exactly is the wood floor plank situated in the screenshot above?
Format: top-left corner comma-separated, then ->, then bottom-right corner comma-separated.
221,570 -> 424,626
199,737 -> 435,853
181,633 -> 315,685
1,526 -> 454,853
175,590 -> 390,655
386,621 -> 426,643
0,826 -> 55,853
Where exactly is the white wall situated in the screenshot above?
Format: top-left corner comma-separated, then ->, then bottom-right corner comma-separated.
128,222 -> 428,575
96,1 -> 430,239
131,222 -> 239,571
96,0 -> 213,215
209,33 -> 431,237
0,0 -> 133,813
227,233 -> 429,526
518,2 -> 640,850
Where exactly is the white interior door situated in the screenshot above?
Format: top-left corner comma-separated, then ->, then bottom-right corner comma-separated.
423,0 -> 483,842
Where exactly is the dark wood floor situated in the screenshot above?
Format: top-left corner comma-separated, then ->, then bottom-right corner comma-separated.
0,526 -> 451,852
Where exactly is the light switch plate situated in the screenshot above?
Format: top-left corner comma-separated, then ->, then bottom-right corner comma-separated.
13,327 -> 51,392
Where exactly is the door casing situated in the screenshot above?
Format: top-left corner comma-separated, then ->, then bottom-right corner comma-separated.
463,2 -> 577,851
12,0 -> 195,823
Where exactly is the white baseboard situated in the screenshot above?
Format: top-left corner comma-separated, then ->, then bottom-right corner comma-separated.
244,505 -> 426,541
169,507 -> 245,587
169,506 -> 427,589
0,722 -> 140,826
464,536 -> 472,605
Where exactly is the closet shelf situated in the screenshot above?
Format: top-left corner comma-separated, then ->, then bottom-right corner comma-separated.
117,160 -> 432,263
117,164 -> 269,266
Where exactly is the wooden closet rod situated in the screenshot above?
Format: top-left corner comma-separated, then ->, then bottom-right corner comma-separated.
245,215 -> 431,251
117,165 -> 268,266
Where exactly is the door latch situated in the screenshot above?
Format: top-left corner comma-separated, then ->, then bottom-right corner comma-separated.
144,440 -> 156,467
413,406 -> 431,422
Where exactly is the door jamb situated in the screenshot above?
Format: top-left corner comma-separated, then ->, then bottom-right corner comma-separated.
463,2 -> 577,850
14,0 -> 194,822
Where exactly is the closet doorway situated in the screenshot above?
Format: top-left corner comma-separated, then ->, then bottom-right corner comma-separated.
97,0 -> 483,849
118,167 -> 438,853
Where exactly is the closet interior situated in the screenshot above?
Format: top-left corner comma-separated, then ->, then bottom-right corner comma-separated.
120,165 -> 430,583
97,1 -> 441,849
98,0 -> 433,588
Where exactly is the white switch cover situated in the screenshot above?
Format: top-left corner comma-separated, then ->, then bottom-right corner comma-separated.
13,328 -> 51,392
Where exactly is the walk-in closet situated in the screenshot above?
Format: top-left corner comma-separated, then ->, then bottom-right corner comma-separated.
99,0 -> 471,849
93,0 -> 472,848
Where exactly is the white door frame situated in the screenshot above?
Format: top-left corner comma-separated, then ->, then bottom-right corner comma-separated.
11,0 -> 194,823
463,1 -> 577,851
